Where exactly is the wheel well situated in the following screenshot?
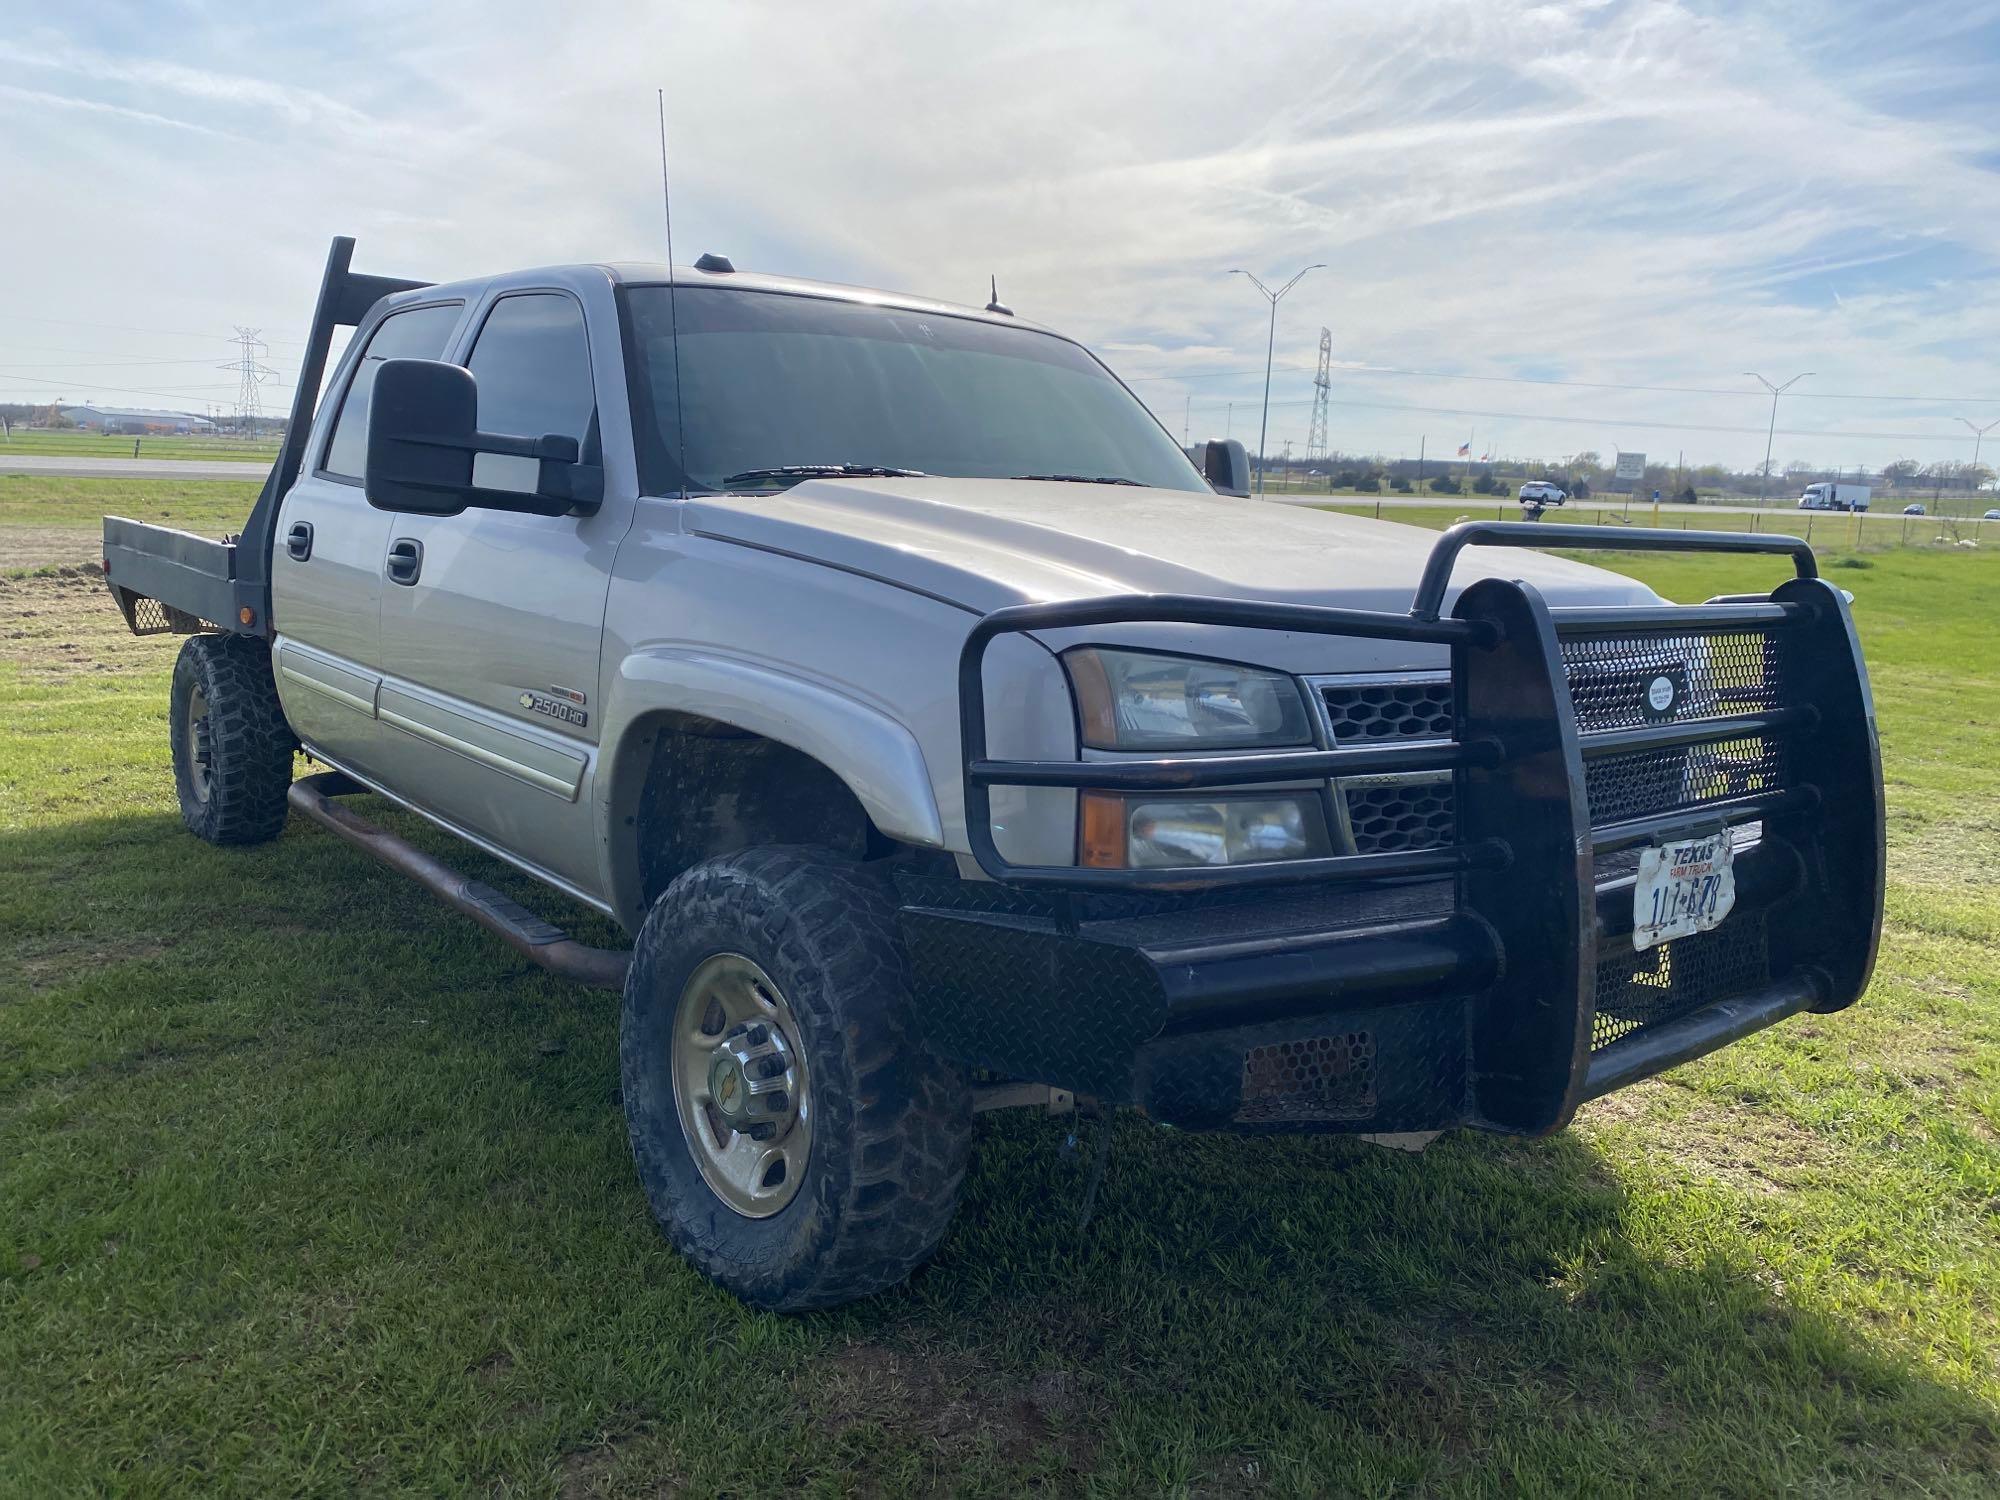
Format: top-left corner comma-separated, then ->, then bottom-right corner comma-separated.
631,714 -> 884,908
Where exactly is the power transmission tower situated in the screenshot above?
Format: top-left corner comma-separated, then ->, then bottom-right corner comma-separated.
219,327 -> 275,431
1305,327 -> 1332,462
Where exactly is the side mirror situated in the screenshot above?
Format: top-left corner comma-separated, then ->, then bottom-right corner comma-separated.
364,358 -> 603,517
1200,438 -> 1251,497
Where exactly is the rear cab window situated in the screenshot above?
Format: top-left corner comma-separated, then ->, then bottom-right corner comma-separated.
462,291 -> 598,491
319,302 -> 465,480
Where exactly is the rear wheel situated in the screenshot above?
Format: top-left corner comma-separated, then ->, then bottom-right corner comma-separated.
620,846 -> 972,1311
169,633 -> 295,845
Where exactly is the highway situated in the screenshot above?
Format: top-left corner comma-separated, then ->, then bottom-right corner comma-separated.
1259,492 -> 1909,521
0,455 -> 269,481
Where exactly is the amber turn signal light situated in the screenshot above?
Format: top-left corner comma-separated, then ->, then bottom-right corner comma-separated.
1078,790 -> 1128,868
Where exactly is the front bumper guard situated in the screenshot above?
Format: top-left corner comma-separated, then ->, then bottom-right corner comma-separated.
904,523 -> 1884,1136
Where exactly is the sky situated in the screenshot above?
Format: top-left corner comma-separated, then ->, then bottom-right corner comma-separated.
6,0 -> 2000,478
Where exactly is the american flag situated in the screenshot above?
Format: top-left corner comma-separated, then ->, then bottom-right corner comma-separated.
1456,442 -> 1471,457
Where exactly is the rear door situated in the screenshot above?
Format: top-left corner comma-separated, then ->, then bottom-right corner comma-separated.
270,299 -> 464,773
375,288 -> 626,896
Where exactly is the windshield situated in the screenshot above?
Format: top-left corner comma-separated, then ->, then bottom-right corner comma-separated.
622,286 -> 1207,495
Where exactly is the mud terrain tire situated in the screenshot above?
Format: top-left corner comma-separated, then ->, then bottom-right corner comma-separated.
169,633 -> 295,845
621,846 -> 972,1310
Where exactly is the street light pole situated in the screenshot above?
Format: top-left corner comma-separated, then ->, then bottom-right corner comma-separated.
1744,371 -> 1811,502
1231,264 -> 1324,495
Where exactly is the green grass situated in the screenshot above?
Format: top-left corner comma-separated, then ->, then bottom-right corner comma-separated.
1318,499 -> 1994,550
1,477 -> 264,575
2,489 -> 1998,1494
0,430 -> 278,462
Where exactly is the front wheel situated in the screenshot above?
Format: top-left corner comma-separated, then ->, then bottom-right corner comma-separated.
620,846 -> 972,1311
169,633 -> 295,845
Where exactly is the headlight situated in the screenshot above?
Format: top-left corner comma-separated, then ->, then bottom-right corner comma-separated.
1080,791 -> 1332,868
1064,648 -> 1310,750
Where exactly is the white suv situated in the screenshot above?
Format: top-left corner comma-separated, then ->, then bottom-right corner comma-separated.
1519,480 -> 1568,505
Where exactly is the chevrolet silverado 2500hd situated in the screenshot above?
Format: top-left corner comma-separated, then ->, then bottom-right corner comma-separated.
102,239 -> 1884,1310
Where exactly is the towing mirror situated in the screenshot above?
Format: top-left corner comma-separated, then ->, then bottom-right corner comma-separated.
364,358 -> 604,518
1200,438 -> 1251,498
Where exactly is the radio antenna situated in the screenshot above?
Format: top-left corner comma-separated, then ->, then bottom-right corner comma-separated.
657,88 -> 688,499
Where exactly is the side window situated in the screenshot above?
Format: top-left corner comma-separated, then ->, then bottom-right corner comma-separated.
465,294 -> 596,449
320,303 -> 463,480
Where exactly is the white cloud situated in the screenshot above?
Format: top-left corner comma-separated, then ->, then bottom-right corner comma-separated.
3,0 -> 1998,471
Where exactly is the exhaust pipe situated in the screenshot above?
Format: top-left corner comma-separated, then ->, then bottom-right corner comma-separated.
287,772 -> 630,991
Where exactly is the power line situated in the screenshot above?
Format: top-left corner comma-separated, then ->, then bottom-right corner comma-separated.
0,374 -> 297,404
0,309 -> 310,349
0,355 -> 252,371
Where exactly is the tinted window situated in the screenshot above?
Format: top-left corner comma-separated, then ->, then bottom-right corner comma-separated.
466,293 -> 596,447
622,287 -> 1205,495
321,303 -> 462,479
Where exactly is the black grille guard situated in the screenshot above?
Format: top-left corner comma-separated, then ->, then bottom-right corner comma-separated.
944,522 -> 1885,1133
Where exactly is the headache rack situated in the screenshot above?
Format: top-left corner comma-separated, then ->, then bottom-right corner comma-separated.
919,523 -> 1884,1135
102,237 -> 426,639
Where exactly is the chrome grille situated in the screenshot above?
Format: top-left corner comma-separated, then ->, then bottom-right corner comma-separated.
1317,676 -> 1453,743
1340,775 -> 1456,854
1313,674 -> 1457,856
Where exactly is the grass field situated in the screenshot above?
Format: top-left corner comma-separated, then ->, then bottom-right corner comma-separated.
2,482 -> 1997,1495
0,430 -> 280,463
1316,499 -> 1995,550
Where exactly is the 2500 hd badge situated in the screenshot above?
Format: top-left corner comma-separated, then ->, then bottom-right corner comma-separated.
517,687 -> 587,728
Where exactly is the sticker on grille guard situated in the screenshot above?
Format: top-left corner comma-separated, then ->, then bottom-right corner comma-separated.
1633,832 -> 1736,950
1640,664 -> 1688,720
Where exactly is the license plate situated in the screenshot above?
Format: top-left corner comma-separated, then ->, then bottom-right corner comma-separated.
1632,832 -> 1736,950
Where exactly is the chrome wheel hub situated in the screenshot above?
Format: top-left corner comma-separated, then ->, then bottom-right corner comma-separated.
707,1021 -> 800,1137
186,685 -> 213,803
670,953 -> 812,1218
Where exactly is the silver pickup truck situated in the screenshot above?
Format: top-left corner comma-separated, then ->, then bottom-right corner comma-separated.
103,238 -> 1884,1311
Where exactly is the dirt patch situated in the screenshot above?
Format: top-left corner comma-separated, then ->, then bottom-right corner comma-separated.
555,1414 -> 680,1500
0,565 -> 163,680
811,1340 -> 1101,1470
16,934 -> 175,992
1578,1082 -> 1841,1196
0,523 -> 103,574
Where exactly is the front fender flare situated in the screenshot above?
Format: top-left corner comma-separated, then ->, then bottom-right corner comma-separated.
598,651 -> 945,919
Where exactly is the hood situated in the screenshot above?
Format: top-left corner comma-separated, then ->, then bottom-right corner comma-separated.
684,478 -> 1662,618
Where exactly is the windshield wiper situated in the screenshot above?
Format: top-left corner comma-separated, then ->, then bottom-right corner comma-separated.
721,463 -> 925,488
1011,473 -> 1145,485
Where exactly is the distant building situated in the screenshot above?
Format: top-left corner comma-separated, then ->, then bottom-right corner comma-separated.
59,405 -> 217,435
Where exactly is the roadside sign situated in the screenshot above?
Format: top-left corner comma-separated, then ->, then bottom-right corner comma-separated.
1614,451 -> 1646,480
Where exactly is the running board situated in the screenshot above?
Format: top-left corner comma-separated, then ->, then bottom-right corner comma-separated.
287,771 -> 631,991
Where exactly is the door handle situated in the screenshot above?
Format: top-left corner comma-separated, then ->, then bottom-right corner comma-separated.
386,537 -> 424,586
285,520 -> 314,561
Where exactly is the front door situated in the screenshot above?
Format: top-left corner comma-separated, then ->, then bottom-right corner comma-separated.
375,290 -> 623,897
270,299 -> 465,776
